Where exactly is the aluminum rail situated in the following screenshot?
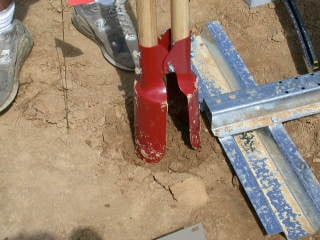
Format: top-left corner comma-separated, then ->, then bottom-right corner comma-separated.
192,21 -> 320,240
206,72 -> 320,137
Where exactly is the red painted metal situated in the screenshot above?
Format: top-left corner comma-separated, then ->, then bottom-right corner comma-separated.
164,36 -> 201,149
69,0 -> 94,6
135,43 -> 168,163
135,30 -> 201,163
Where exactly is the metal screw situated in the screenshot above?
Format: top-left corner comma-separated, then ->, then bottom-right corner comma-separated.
272,117 -> 279,123
135,67 -> 142,75
168,64 -> 176,73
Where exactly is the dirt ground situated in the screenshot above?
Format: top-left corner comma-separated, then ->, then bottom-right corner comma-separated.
0,0 -> 319,239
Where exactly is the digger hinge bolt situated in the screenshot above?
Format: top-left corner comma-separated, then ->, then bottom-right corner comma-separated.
168,64 -> 176,73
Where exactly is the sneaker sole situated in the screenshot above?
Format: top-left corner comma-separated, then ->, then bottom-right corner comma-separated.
0,26 -> 33,113
71,10 -> 134,72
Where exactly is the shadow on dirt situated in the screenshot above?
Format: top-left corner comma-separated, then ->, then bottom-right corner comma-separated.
15,0 -> 39,21
101,1 -> 137,141
69,227 -> 103,240
55,38 -> 84,58
3,232 -> 56,240
115,1 -> 138,143
274,0 -> 320,74
116,69 -> 136,141
4,228 -> 103,240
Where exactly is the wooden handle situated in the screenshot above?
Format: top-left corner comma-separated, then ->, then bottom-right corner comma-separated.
137,0 -> 158,47
171,0 -> 190,42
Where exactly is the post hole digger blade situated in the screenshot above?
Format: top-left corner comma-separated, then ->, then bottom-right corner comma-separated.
164,34 -> 201,149
135,0 -> 200,163
135,43 -> 169,163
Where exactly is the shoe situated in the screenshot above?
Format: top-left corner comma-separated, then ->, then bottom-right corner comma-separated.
0,20 -> 33,112
72,1 -> 138,71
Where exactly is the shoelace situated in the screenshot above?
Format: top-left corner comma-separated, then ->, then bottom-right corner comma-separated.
0,49 -> 12,65
85,2 -> 136,40
104,3 -> 136,39
0,31 -> 14,65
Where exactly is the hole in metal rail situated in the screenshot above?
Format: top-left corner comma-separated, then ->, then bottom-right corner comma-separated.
285,90 -> 289,94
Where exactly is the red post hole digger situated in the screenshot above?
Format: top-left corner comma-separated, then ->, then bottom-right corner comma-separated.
69,0 -> 201,163
135,0 -> 201,163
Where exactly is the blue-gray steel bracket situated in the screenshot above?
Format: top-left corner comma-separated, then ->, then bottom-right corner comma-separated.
192,21 -> 320,240
155,224 -> 207,240
208,72 -> 320,137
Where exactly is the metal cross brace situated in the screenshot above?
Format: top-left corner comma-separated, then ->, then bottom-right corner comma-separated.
246,0 -> 273,7
206,72 -> 320,137
155,224 -> 207,240
192,22 -> 320,240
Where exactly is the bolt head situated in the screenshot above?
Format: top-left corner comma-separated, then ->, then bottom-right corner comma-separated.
168,64 -> 175,73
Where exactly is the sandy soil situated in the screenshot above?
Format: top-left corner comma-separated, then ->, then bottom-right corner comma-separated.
0,0 -> 319,239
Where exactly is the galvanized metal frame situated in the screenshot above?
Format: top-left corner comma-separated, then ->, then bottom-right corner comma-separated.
206,72 -> 320,137
192,21 -> 320,240
155,224 -> 207,240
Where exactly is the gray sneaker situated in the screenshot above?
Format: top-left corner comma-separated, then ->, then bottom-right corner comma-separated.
0,20 -> 33,112
72,1 -> 138,71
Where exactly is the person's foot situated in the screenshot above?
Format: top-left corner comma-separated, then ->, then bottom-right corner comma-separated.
72,1 -> 138,71
0,20 -> 33,112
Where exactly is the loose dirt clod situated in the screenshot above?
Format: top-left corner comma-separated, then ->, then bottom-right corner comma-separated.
272,31 -> 285,42
170,177 -> 209,208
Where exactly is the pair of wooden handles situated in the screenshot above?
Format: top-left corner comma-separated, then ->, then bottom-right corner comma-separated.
137,0 -> 190,47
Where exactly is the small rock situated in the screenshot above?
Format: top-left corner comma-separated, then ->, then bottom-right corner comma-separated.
232,175 -> 241,189
56,121 -> 66,128
249,8 -> 258,14
313,158 -> 320,163
169,161 -> 185,172
98,117 -> 105,126
271,31 -> 285,42
170,177 -> 209,208
85,139 -> 92,147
